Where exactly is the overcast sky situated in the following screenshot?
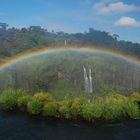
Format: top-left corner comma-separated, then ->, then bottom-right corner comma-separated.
0,0 -> 140,43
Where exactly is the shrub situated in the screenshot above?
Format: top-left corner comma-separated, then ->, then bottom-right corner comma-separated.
123,100 -> 139,119
82,94 -> 129,122
82,104 -> 94,121
129,92 -> 140,103
100,95 -> 126,121
82,102 -> 103,121
43,102 -> 57,117
106,94 -> 127,102
0,89 -> 139,122
27,98 -> 42,115
102,101 -> 124,121
17,95 -> 31,110
59,97 -> 72,119
70,97 -> 87,118
33,92 -> 52,103
0,89 -> 27,110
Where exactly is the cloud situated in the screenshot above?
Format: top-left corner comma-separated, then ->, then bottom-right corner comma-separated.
115,16 -> 140,27
93,1 -> 140,15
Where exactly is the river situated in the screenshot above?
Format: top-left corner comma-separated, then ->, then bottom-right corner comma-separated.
0,110 -> 140,140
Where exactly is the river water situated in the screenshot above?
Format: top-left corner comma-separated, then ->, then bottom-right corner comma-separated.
0,110 -> 140,140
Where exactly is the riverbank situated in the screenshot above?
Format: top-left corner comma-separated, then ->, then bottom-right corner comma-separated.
0,89 -> 140,122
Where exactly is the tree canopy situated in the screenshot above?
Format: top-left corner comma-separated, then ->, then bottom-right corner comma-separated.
0,23 -> 140,60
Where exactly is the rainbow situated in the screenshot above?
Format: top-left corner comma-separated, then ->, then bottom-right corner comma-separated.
0,45 -> 140,71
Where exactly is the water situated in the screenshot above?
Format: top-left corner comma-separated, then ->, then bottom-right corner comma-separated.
83,66 -> 93,93
83,66 -> 89,93
0,110 -> 140,140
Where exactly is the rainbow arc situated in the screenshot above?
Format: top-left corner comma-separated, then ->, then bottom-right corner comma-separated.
0,46 -> 140,71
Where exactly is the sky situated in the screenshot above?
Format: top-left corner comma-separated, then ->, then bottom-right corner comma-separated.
0,0 -> 140,43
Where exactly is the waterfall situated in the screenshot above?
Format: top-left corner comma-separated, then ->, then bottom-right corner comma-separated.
64,40 -> 67,46
89,68 -> 93,93
83,66 -> 93,93
83,66 -> 89,93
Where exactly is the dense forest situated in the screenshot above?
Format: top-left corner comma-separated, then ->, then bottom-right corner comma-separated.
0,22 -> 140,60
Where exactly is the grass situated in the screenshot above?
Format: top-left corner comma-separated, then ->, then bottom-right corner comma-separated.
0,89 -> 140,122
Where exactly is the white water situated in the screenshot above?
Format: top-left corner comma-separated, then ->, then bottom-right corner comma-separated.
89,68 -> 93,93
83,66 -> 89,93
83,66 -> 93,93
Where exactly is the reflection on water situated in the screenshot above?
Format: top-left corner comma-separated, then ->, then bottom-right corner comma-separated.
0,110 -> 140,140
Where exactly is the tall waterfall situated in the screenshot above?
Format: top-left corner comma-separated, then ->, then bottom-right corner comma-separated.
83,66 -> 89,93
83,66 -> 93,93
89,68 -> 93,93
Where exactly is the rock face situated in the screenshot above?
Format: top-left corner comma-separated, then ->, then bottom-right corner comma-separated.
83,66 -> 93,93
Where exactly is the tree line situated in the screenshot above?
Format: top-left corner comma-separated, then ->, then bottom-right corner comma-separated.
0,22 -> 140,60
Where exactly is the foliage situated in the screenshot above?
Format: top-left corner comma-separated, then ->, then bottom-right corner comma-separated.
102,100 -> 123,121
17,95 -> 31,110
43,102 -> 58,117
129,92 -> 140,103
70,97 -> 87,118
0,90 -> 140,122
123,100 -> 139,119
27,98 -> 42,115
33,92 -> 52,102
0,23 -> 140,96
0,89 -> 27,110
82,94 -> 140,121
59,97 -> 72,119
0,24 -> 140,60
1,52 -> 139,96
82,99 -> 103,121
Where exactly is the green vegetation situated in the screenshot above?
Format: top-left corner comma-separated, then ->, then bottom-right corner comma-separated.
70,97 -> 86,118
43,102 -> 58,117
0,23 -> 140,121
1,53 -> 140,96
0,23 -> 140,60
0,90 -> 140,122
27,92 -> 53,115
123,100 -> 139,119
0,89 -> 26,110
82,98 -> 103,121
0,23 -> 140,123
59,97 -> 72,119
0,23 -> 140,96
33,92 -> 53,103
129,92 -> 140,103
17,95 -> 31,110
27,98 -> 42,115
